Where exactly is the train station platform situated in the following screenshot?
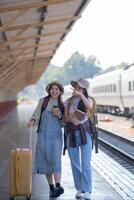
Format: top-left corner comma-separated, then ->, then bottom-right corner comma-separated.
0,103 -> 133,200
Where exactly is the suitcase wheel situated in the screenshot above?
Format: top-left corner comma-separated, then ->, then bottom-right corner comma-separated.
26,194 -> 31,200
10,197 -> 14,200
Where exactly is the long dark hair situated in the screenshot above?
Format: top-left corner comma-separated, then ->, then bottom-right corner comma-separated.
58,96 -> 64,114
77,88 -> 89,112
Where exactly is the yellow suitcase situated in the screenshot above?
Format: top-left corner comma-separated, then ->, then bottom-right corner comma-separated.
10,148 -> 32,200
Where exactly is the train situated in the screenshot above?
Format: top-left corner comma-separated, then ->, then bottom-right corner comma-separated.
63,65 -> 134,119
90,65 -> 134,118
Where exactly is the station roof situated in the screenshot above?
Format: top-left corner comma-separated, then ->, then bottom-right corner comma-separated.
0,0 -> 90,99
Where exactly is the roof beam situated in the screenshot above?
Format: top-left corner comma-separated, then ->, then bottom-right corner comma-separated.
6,15 -> 80,31
0,57 -> 50,85
25,56 -> 52,62
0,29 -> 66,46
0,51 -> 52,65
0,0 -> 73,13
0,49 -> 28,66
12,27 -> 29,40
2,63 -> 27,88
0,8 -> 28,33
1,40 -> 60,52
0,60 -> 22,83
16,53 -> 54,61
15,49 -> 54,57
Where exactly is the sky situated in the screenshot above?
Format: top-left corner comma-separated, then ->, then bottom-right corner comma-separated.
51,0 -> 134,69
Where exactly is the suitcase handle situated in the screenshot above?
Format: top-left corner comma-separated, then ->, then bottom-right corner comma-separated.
15,151 -> 22,194
29,128 -> 32,151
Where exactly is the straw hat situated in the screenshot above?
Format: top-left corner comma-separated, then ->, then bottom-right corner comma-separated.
70,78 -> 89,90
46,81 -> 64,94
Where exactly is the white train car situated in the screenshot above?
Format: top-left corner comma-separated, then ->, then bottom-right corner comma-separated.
90,66 -> 134,117
89,69 -> 123,114
121,66 -> 134,116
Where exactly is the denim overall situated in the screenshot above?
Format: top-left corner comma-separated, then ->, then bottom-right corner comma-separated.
35,109 -> 62,174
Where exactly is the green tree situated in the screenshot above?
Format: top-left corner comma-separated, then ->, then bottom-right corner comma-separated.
61,52 -> 102,84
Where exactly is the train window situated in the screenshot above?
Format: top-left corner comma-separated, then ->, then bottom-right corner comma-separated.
106,85 -> 108,92
110,85 -> 112,92
104,85 -> 106,92
102,86 -> 103,93
108,85 -> 110,92
110,84 -> 112,92
111,84 -> 113,92
113,84 -> 116,92
107,85 -> 109,92
109,85 -> 111,92
93,84 -> 117,93
128,81 -> 131,91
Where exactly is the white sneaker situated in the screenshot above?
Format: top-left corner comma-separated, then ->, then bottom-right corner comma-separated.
75,190 -> 84,198
83,192 -> 91,200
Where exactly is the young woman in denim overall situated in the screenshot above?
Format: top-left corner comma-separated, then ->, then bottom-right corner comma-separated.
27,81 -> 64,198
64,78 -> 93,200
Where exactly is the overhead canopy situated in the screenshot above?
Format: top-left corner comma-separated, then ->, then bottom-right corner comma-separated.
0,0 -> 90,101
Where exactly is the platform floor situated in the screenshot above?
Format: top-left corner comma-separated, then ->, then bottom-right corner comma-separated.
0,103 -> 130,200
31,156 -> 123,200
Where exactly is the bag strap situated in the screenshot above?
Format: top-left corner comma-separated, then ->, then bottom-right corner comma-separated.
37,96 -> 50,132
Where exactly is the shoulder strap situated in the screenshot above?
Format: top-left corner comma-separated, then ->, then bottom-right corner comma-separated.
41,95 -> 50,111
37,96 -> 50,132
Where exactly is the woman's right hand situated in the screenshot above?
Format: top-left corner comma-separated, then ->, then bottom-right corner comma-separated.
52,107 -> 62,119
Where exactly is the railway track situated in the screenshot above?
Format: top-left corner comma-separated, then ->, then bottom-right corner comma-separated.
92,128 -> 134,200
98,128 -> 134,174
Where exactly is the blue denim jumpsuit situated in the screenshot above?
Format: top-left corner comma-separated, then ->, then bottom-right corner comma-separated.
35,108 -> 62,175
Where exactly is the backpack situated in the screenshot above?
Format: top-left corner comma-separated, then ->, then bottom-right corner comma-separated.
63,96 -> 98,154
87,97 -> 98,153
